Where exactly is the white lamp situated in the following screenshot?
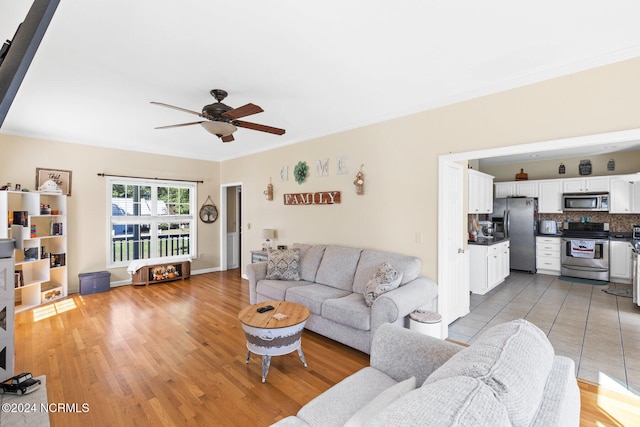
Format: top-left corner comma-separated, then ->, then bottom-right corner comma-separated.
262,229 -> 276,250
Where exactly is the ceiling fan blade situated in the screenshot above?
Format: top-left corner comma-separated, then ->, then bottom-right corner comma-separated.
221,134 -> 235,143
222,103 -> 263,119
155,121 -> 204,129
234,120 -> 286,135
150,102 -> 215,120
151,101 -> 202,116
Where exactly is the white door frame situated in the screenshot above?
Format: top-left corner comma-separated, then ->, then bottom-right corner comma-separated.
438,128 -> 640,327
220,181 -> 243,271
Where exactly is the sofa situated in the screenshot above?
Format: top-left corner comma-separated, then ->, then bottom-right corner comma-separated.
246,244 -> 438,354
272,319 -> 580,427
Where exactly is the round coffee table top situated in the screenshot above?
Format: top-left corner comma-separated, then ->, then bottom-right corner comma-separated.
238,301 -> 310,329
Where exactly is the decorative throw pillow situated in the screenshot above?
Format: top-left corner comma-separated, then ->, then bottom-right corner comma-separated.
266,248 -> 301,281
364,262 -> 403,306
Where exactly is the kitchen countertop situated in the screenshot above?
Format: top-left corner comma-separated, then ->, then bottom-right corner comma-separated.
468,236 -> 509,246
608,232 -> 634,242
537,233 -> 563,237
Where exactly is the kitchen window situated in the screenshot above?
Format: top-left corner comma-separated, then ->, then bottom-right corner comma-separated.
107,177 -> 196,267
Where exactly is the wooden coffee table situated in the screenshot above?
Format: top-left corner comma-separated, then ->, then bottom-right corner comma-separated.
238,301 -> 310,383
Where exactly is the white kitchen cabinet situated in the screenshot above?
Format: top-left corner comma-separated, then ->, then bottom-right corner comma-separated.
494,182 -> 516,198
499,240 -> 510,280
609,240 -> 634,284
633,182 -> 640,213
562,177 -> 610,193
515,181 -> 538,197
536,236 -> 561,276
468,170 -> 494,213
538,180 -> 563,213
469,240 -> 510,295
609,178 -> 632,213
494,181 -> 537,198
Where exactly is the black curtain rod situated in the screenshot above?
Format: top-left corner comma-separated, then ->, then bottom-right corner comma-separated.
97,173 -> 204,184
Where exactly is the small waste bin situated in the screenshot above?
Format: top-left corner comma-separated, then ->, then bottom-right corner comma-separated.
409,310 -> 442,339
79,271 -> 111,295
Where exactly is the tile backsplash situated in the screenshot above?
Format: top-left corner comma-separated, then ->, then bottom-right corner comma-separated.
539,213 -> 640,233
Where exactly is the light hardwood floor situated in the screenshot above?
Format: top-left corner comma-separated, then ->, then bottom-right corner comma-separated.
13,270 -> 639,426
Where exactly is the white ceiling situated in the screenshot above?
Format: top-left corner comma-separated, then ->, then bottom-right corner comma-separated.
2,1 -> 640,162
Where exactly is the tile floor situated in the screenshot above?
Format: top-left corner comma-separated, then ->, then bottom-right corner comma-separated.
449,272 -> 640,394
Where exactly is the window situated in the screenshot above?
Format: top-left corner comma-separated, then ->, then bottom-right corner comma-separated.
108,177 -> 196,267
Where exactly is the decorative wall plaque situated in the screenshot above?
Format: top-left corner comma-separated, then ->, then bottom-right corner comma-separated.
284,191 -> 341,205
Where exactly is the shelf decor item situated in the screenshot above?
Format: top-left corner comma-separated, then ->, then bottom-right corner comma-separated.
353,164 -> 365,195
24,248 -> 38,261
294,161 -> 308,184
50,253 -> 66,267
36,168 -> 72,196
578,160 -> 592,176
515,168 -> 528,181
559,163 -> 566,174
264,178 -> 273,201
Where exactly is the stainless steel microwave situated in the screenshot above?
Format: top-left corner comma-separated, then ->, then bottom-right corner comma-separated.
562,192 -> 609,212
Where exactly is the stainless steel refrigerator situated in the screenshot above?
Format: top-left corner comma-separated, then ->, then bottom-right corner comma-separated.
492,197 -> 538,273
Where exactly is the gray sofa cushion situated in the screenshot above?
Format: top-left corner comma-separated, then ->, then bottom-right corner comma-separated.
530,357 -> 580,427
367,376 -> 511,427
352,250 -> 421,294
257,279 -> 312,302
314,246 -> 363,291
322,293 -> 371,331
425,319 -> 555,427
344,376 -> 416,427
292,244 -> 326,282
296,367 -> 397,427
266,248 -> 301,280
286,283 -> 351,315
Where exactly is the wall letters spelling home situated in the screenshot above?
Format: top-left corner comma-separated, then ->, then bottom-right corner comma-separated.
284,191 -> 341,205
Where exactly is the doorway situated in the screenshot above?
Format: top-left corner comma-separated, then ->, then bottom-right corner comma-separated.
437,128 -> 640,335
220,182 -> 242,271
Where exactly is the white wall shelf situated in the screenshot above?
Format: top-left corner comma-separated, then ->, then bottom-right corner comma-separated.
1,191 -> 67,313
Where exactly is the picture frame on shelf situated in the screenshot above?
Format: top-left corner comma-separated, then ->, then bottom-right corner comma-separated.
36,167 -> 72,196
24,247 -> 38,261
50,253 -> 66,268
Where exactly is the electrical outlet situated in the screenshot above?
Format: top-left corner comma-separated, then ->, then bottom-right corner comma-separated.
415,232 -> 423,243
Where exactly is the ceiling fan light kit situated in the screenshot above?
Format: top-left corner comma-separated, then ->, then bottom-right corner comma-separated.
201,121 -> 236,137
151,89 -> 285,143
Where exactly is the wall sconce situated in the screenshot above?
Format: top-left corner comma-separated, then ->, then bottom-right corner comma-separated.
264,177 -> 273,201
262,228 -> 276,250
607,159 -> 615,171
353,164 -> 365,195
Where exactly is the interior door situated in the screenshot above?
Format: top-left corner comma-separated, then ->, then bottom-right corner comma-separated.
438,160 -> 469,331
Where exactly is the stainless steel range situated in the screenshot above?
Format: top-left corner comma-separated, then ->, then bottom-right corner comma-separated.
561,222 -> 609,281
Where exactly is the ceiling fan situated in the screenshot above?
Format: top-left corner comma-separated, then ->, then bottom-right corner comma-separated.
151,89 -> 285,142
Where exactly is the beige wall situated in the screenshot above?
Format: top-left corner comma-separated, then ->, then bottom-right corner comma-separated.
3,56 -> 640,290
222,56 -> 640,278
0,134 -> 220,292
481,151 -> 640,182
